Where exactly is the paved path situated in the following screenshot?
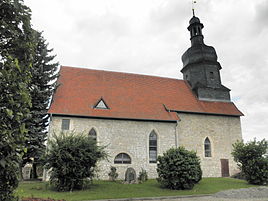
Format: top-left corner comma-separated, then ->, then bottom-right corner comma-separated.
95,196 -> 268,201
154,196 -> 268,201
93,187 -> 268,201
94,196 -> 268,201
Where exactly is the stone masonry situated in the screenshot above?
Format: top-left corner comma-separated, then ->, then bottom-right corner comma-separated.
49,116 -> 177,180
46,112 -> 242,180
177,113 -> 242,177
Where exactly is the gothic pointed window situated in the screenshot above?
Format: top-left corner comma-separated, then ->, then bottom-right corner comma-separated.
204,137 -> 212,157
94,98 -> 109,109
114,153 -> 131,164
149,131 -> 157,163
89,128 -> 97,141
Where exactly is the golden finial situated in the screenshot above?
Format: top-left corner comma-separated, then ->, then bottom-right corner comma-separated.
192,0 -> 197,16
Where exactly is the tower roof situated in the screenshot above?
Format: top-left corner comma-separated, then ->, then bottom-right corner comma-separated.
182,15 -> 219,70
189,16 -> 201,24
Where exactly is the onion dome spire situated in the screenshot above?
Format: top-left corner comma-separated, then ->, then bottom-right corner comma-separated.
180,14 -> 231,102
188,16 -> 204,46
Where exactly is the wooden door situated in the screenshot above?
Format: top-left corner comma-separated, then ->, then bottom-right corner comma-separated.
220,159 -> 230,177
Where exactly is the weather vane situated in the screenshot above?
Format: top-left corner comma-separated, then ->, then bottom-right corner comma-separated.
192,0 -> 197,16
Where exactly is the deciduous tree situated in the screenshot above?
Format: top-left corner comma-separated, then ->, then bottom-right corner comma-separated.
232,139 -> 268,185
0,0 -> 34,199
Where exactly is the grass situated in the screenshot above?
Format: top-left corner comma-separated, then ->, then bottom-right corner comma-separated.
16,178 -> 258,201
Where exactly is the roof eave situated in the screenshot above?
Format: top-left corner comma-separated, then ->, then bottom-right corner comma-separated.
173,110 -> 243,117
48,113 -> 178,123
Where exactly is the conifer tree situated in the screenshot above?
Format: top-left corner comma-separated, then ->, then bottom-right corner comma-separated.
22,31 -> 59,178
0,0 -> 35,200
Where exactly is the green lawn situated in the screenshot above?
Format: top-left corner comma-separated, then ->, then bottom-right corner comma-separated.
16,178 -> 258,201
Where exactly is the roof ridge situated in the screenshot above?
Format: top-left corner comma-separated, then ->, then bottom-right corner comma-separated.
61,65 -> 184,82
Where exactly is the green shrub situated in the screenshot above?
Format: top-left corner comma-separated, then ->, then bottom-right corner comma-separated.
108,166 -> 118,181
0,159 -> 19,201
157,147 -> 202,190
232,139 -> 268,185
44,132 -> 107,191
138,168 -> 148,183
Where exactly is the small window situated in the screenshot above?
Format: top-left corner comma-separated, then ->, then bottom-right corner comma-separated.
114,153 -> 131,164
89,128 -> 97,141
149,131 -> 157,163
194,27 -> 198,36
204,137 -> 212,157
61,119 -> 70,130
209,72 -> 214,79
94,98 -> 109,109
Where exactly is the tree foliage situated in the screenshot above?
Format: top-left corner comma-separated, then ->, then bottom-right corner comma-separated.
22,30 -> 59,178
232,139 -> 268,185
0,0 -> 34,200
157,147 -> 202,190
45,132 -> 107,192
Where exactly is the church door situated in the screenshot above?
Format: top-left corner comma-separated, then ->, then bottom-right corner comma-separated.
220,159 -> 230,177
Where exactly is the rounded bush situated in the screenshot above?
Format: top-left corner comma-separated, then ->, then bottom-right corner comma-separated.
157,147 -> 202,190
45,132 -> 107,191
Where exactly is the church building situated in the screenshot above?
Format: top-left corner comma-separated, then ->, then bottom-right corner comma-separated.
47,15 -> 243,179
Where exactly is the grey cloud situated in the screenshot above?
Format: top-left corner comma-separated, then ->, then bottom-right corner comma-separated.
75,13 -> 130,38
148,1 -> 189,34
26,0 -> 267,142
255,0 -> 268,30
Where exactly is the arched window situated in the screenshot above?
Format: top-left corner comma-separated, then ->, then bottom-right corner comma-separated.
149,131 -> 157,163
198,27 -> 201,35
89,128 -> 97,141
114,153 -> 131,164
204,137 -> 212,157
194,27 -> 198,36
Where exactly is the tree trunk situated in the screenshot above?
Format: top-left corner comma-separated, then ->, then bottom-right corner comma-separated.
31,162 -> 38,179
19,163 -> 24,181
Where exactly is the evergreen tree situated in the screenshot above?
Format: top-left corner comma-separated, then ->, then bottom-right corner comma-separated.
0,0 -> 35,200
22,31 -> 59,178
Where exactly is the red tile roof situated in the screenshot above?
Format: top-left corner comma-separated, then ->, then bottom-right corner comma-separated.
48,66 -> 243,121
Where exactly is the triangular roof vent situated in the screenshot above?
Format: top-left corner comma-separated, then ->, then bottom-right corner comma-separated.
94,98 -> 109,109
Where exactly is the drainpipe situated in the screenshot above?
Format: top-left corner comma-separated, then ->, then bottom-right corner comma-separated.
163,104 -> 180,148
175,117 -> 181,148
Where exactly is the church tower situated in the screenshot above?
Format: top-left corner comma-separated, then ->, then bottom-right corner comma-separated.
181,15 -> 231,102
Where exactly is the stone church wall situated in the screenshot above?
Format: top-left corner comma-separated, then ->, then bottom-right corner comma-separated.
177,113 -> 242,177
49,116 -> 177,180
46,113 -> 242,180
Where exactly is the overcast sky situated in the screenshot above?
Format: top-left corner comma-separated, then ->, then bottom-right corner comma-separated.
24,0 -> 268,142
